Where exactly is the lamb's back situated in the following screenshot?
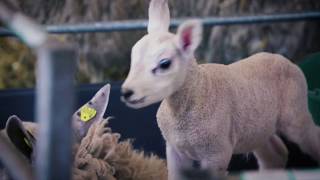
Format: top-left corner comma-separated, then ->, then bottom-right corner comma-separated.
201,52 -> 296,152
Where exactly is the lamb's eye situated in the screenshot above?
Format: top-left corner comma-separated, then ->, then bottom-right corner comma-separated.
159,58 -> 172,70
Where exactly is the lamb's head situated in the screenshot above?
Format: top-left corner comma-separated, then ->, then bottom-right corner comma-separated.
121,0 -> 203,109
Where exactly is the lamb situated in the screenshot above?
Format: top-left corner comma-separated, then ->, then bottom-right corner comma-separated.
0,84 -> 167,180
121,0 -> 320,179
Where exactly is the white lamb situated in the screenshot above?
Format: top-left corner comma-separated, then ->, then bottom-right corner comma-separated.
121,0 -> 320,179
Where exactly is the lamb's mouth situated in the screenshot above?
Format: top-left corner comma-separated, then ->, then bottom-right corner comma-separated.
126,97 -> 146,105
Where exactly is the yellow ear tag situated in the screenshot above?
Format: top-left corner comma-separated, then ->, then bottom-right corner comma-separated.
80,105 -> 97,122
24,137 -> 32,148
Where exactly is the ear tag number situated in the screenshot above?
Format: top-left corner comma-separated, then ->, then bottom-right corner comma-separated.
80,105 -> 97,122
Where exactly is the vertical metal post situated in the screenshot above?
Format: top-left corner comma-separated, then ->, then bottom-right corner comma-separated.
36,43 -> 76,180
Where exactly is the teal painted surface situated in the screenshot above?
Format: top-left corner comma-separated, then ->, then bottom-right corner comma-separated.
298,53 -> 320,126
299,53 -> 320,91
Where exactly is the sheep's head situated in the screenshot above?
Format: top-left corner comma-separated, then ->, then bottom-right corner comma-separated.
5,115 -> 37,161
121,0 -> 203,109
73,84 -> 111,142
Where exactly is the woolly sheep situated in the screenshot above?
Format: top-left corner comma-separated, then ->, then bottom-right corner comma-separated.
0,84 -> 167,180
121,0 -> 320,178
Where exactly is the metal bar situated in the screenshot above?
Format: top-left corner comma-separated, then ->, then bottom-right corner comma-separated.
0,2 -> 47,47
0,11 -> 320,36
36,42 -> 76,180
0,3 -> 41,180
0,2 -> 16,23
0,4 -> 76,179
0,134 -> 34,180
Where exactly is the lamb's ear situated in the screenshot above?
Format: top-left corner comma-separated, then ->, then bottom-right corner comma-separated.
73,84 -> 111,142
5,115 -> 35,160
148,0 -> 170,34
176,20 -> 203,55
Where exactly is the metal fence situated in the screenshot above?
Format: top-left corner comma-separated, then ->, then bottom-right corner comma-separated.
0,2 -> 320,180
0,11 -> 320,36
0,3 -> 75,180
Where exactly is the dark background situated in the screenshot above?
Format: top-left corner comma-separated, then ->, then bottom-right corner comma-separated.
0,83 -> 317,172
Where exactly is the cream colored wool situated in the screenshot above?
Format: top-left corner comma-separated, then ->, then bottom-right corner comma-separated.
121,0 -> 320,179
74,118 -> 167,180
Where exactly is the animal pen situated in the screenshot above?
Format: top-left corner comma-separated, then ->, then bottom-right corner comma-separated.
0,2 -> 320,180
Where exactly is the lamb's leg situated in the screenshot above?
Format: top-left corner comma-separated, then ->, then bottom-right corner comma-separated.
279,69 -> 320,163
280,112 -> 320,163
166,143 -> 193,180
253,135 -> 288,169
200,147 -> 232,177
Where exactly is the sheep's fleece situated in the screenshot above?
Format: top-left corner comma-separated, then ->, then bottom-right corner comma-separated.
0,84 -> 167,180
73,118 -> 167,180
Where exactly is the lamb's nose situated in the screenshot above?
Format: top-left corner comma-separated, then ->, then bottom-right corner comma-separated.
122,89 -> 134,100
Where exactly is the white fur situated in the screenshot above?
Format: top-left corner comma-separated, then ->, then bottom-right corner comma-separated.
148,0 -> 170,33
176,20 -> 203,55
